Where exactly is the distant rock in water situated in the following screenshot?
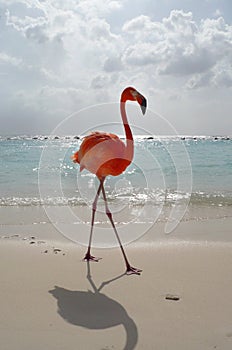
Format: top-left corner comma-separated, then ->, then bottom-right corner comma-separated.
73,136 -> 80,139
146,136 -> 154,140
223,137 -> 230,140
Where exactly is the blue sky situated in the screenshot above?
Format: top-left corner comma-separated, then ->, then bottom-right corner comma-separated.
0,0 -> 232,135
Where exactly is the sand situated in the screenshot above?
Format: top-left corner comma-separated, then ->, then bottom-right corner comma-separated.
1,215 -> 232,350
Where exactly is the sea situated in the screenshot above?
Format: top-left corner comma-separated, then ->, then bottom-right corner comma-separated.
0,135 -> 232,244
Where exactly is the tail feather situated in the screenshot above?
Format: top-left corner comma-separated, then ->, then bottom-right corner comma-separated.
72,151 -> 79,163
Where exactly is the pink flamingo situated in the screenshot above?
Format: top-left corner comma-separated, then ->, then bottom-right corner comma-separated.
72,87 -> 147,275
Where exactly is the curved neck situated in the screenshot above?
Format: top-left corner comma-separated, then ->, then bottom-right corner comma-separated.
120,101 -> 134,161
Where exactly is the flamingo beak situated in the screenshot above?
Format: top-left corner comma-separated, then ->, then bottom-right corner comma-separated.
140,96 -> 147,115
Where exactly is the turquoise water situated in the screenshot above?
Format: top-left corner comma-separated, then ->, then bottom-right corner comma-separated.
0,135 -> 232,207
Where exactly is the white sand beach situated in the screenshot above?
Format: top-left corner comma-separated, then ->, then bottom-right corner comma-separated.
1,215 -> 232,350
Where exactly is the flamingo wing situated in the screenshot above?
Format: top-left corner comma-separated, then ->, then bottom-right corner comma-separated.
72,132 -> 130,178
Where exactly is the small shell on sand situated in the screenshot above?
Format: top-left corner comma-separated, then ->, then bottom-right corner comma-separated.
165,294 -> 180,301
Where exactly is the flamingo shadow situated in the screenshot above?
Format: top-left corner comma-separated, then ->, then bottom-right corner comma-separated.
49,262 -> 138,350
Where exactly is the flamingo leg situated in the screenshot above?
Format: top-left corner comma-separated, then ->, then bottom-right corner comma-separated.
83,182 -> 102,262
101,181 -> 142,275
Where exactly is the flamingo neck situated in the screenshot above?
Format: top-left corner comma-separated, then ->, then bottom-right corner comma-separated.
120,101 -> 134,162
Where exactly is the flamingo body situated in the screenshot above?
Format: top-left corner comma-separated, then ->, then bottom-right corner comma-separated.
72,131 -> 130,179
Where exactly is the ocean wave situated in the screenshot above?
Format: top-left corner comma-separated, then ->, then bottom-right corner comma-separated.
1,190 -> 231,207
0,196 -> 87,207
190,191 -> 232,206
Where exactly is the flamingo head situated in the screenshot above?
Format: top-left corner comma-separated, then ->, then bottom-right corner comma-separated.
121,87 -> 147,115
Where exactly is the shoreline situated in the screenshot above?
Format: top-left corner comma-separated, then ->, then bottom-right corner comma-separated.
1,204 -> 232,245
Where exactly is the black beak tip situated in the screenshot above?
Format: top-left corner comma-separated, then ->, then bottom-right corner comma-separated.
140,97 -> 147,115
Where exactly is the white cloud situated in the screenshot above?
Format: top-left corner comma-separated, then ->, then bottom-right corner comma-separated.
12,85 -> 84,118
122,10 -> 232,90
213,9 -> 223,18
103,56 -> 123,72
212,65 -> 232,87
123,14 -> 163,38
0,1 -> 232,135
91,75 -> 109,89
87,17 -> 118,41
5,10 -> 47,35
0,51 -> 22,66
76,0 -> 122,17
5,3 -> 75,43
186,71 -> 213,89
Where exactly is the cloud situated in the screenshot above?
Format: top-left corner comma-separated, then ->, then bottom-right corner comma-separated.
186,71 -> 213,89
91,75 -> 109,89
5,3 -> 74,43
0,1 -> 232,135
213,9 -> 223,18
76,0 -> 122,17
2,0 -> 124,90
5,9 -> 47,36
103,56 -> 123,72
0,51 -> 22,66
87,17 -> 119,42
11,85 -> 85,120
212,65 -> 232,87
123,14 -> 162,38
122,10 -> 232,88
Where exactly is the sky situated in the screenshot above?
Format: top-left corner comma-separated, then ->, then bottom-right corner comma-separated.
0,0 -> 232,136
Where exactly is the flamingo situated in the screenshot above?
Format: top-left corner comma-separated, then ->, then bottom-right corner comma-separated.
72,87 -> 147,275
